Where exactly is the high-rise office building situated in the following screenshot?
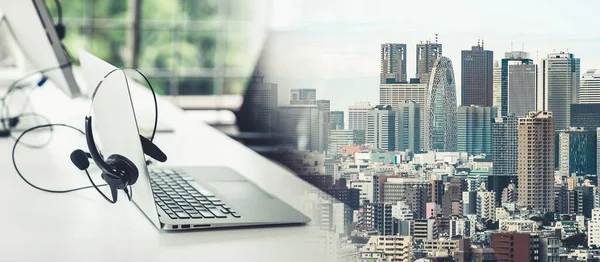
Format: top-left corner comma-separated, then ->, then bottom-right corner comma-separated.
507,58 -> 537,117
412,219 -> 439,241
382,178 -> 432,205
461,43 -> 493,107
539,236 -> 561,262
405,186 -> 428,219
476,190 -> 496,222
571,103 -> 600,131
537,52 -> 581,130
416,40 -> 442,85
366,105 -> 396,151
329,130 -> 364,154
457,106 -> 496,156
501,51 -> 536,117
517,111 -> 555,212
364,203 -> 394,235
317,100 -> 331,153
329,130 -> 353,154
395,101 -> 421,152
380,84 -> 428,106
277,105 -> 320,151
348,101 -> 371,131
290,88 -> 316,105
426,56 -> 457,151
324,180 -> 360,210
491,233 -> 540,262
598,128 -> 600,178
330,111 -> 344,130
579,69 -> 600,103
558,127 -> 597,176
493,60 -> 502,117
242,74 -> 279,132
380,83 -> 427,149
380,43 -> 407,84
589,208 -> 600,248
576,185 -> 598,218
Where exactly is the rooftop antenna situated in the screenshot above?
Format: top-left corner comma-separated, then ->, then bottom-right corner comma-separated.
435,33 -> 438,43
477,37 -> 480,47
482,39 -> 485,49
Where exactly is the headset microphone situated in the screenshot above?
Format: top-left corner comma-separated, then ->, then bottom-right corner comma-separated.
139,135 -> 167,162
70,149 -> 90,170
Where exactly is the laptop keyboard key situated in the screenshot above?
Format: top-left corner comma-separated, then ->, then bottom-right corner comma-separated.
211,209 -> 228,218
199,210 -> 215,218
176,212 -> 190,219
190,213 -> 203,219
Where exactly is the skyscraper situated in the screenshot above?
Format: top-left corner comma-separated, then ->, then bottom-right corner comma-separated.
380,43 -> 407,84
396,101 -> 421,152
290,88 -> 316,105
506,53 -> 537,117
461,43 -> 493,107
457,106 -> 497,156
330,111 -> 344,130
518,111 -> 555,212
579,69 -> 600,103
571,104 -> 600,131
277,105 -> 320,151
242,73 -> 279,132
501,51 -> 535,117
416,40 -> 442,85
558,127 -> 597,176
490,114 -> 519,203
329,130 -> 363,153
348,101 -> 371,131
537,52 -> 581,130
426,56 -> 457,151
493,60 -> 502,117
379,83 -> 427,149
316,100 -> 331,153
366,105 -> 396,151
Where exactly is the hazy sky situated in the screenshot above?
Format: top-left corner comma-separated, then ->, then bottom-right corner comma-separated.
257,0 -> 600,114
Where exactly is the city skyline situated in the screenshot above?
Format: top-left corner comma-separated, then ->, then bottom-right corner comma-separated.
247,1 -> 600,259
262,0 -> 600,112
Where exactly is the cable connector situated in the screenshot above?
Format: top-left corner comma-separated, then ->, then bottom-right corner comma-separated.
37,76 -> 48,87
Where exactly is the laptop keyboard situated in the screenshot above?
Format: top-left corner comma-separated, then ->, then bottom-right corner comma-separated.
149,169 -> 241,220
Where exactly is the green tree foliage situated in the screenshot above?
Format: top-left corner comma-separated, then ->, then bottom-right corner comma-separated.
46,0 -> 248,95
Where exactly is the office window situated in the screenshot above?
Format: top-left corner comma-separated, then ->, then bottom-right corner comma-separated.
48,0 -> 257,96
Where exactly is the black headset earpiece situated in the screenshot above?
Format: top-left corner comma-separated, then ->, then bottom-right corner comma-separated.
81,116 -> 138,202
55,24 -> 66,40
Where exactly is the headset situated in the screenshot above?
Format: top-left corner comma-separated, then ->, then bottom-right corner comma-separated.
68,68 -> 167,203
52,0 -> 66,40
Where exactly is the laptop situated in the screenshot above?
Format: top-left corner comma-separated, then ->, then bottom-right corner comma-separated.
79,50 -> 310,230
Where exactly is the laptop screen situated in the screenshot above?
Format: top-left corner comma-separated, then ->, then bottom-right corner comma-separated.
82,51 -> 160,228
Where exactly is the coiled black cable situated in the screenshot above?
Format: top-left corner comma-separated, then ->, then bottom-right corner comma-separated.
12,123 -> 108,194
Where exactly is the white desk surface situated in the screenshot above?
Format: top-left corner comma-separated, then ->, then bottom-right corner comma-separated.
0,81 -> 338,262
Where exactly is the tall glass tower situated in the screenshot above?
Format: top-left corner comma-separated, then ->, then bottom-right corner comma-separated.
380,43 -> 407,84
425,56 -> 457,151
